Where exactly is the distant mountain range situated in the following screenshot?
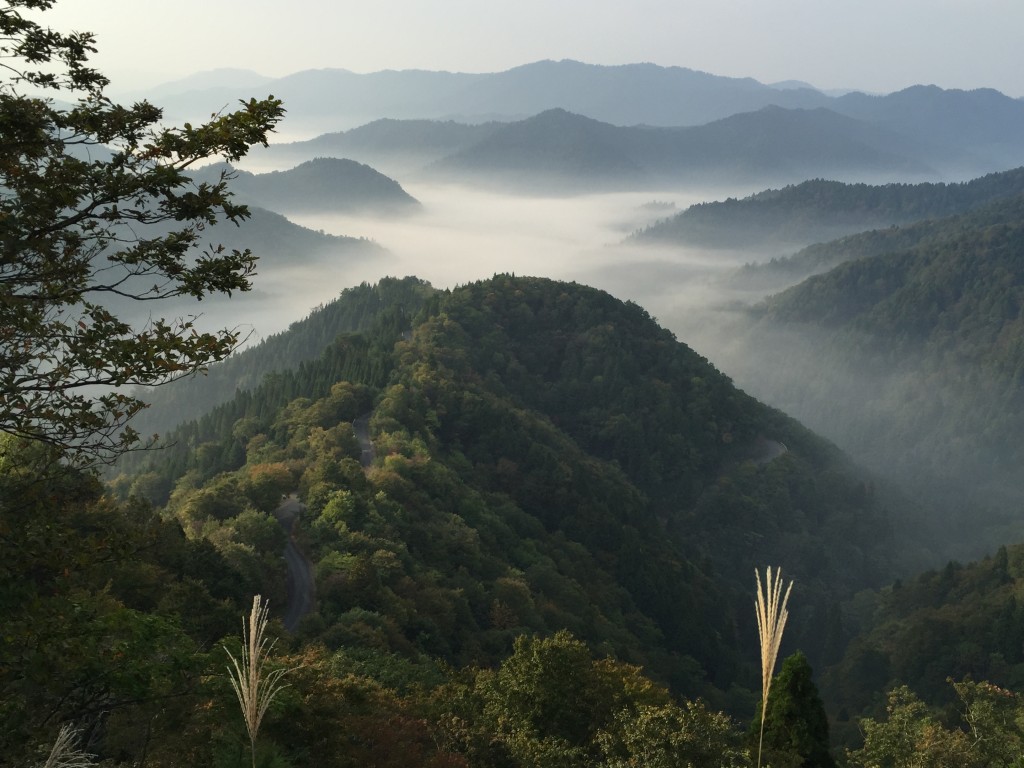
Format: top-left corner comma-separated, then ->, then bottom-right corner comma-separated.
192,158 -> 420,214
261,107 -> 938,191
149,60 -> 1024,182
131,60 -> 831,129
425,107 -> 928,188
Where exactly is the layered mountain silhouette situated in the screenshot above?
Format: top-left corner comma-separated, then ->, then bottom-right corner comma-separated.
192,158 -> 420,214
636,166 -> 1024,254
155,61 -> 1024,180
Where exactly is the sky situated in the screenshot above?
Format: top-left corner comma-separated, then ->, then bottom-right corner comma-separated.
31,0 -> 1024,98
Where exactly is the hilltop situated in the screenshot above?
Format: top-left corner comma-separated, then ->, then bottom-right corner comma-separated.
635,166 -> 1024,255
192,158 -> 420,214
120,275 -> 913,704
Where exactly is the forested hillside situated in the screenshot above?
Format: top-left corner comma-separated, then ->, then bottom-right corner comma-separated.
636,166 -> 1024,254
824,545 -> 1024,721
125,277 -> 435,441
120,276 -> 907,707
720,192 -> 1024,558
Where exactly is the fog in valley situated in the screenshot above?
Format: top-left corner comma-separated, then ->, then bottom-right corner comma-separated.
192,173 -> 1024,565
21,8 -> 1024,763
121,69 -> 1024,570
221,181 -> 764,348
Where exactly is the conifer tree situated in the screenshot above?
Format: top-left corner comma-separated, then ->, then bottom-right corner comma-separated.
751,651 -> 836,768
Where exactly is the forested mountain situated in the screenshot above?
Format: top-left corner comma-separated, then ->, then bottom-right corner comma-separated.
636,166 -> 1024,254
118,275 -> 912,713
716,193 -> 1024,559
427,107 -> 930,190
192,158 -> 420,214
822,544 -> 1024,732
124,277 -> 436,442
23,272 -> 1024,766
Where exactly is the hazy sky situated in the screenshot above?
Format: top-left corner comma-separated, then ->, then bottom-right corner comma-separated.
33,0 -> 1024,97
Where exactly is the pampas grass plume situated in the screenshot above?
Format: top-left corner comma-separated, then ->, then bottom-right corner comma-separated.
755,566 -> 793,768
225,595 -> 291,768
40,725 -> 94,768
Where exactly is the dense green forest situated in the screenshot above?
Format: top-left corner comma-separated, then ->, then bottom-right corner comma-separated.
12,222 -> 1024,765
19,273 -> 1024,766
825,545 -> 1024,721
119,275 -> 904,689
635,166 -> 1024,253
11,3 -> 1024,763
717,192 -> 1024,562
125,277 -> 435,440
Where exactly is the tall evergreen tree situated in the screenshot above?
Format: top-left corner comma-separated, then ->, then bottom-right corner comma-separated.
752,651 -> 836,768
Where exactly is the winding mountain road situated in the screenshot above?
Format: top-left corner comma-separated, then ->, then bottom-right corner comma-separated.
751,437 -> 788,465
354,412 -> 375,468
273,413 -> 374,631
274,494 -> 315,632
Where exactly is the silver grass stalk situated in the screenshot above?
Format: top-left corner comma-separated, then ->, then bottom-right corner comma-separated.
41,725 -> 95,768
225,595 -> 291,768
755,566 -> 793,768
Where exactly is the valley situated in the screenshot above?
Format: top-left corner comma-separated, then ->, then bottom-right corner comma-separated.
8,5 -> 1024,763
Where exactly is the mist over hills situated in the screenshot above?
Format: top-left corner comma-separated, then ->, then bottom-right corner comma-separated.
261,118 -> 504,177
710,193 -> 1024,560
636,166 -> 1024,255
119,275 -> 908,699
20,6 -> 1024,761
259,106 -> 934,191
191,158 -> 420,214
156,60 -> 1024,181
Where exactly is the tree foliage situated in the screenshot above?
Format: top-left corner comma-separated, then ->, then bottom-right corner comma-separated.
847,679 -> 1024,768
0,0 -> 283,461
752,651 -> 835,768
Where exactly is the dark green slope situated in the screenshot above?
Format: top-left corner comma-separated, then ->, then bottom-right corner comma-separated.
637,166 -> 1024,254
823,544 -> 1024,731
761,194 -> 1024,370
120,277 -> 435,461
136,275 -> 902,703
728,194 -> 1024,557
